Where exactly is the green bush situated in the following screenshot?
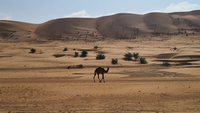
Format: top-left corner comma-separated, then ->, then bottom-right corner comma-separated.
81,50 -> 88,57
30,48 -> 36,53
139,57 -> 148,64
173,47 -> 177,50
133,52 -> 139,60
74,52 -> 79,57
111,58 -> 118,64
96,54 -> 105,60
171,47 -> 177,51
63,48 -> 68,51
94,46 -> 98,49
124,52 -> 132,60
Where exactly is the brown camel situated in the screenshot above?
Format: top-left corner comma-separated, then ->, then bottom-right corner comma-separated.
93,67 -> 109,83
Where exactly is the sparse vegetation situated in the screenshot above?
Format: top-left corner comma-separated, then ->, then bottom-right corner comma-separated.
94,46 -> 98,49
30,48 -> 36,53
63,48 -> 68,51
96,54 -> 105,60
111,58 -> 118,64
133,52 -> 139,60
173,47 -> 177,50
171,47 -> 177,51
74,52 -> 79,57
124,52 -> 132,60
81,50 -> 88,57
139,57 -> 148,64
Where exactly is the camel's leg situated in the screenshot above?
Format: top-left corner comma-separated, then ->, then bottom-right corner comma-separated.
93,72 -> 96,82
102,74 -> 105,83
97,74 -> 101,83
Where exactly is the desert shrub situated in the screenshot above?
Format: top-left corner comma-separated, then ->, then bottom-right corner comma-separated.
174,47 -> 177,50
74,52 -> 79,57
124,52 -> 132,60
139,57 -> 148,64
94,46 -> 98,49
111,58 -> 118,64
30,48 -> 36,53
96,54 -> 105,60
81,50 -> 88,57
73,48 -> 76,50
133,52 -> 139,60
63,48 -> 68,51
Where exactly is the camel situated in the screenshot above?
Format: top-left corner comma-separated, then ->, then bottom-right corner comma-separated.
93,67 -> 109,83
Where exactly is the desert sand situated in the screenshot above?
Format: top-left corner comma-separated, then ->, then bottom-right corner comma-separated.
0,10 -> 200,113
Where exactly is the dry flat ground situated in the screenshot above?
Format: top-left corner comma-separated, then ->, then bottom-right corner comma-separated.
1,36 -> 200,113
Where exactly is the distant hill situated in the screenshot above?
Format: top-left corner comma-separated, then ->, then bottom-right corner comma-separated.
1,10 -> 200,41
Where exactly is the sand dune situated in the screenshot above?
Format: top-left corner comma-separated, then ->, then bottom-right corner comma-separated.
1,10 -> 200,41
0,20 -> 38,42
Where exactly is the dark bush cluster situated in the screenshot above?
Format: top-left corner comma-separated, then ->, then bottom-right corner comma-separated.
63,48 -> 68,51
124,52 -> 132,60
139,57 -> 148,64
30,48 -> 36,53
124,52 -> 147,64
81,50 -> 88,57
124,52 -> 139,60
74,52 -> 79,57
111,58 -> 118,64
94,46 -> 98,49
133,53 -> 139,60
96,54 -> 105,60
68,46 -> 147,65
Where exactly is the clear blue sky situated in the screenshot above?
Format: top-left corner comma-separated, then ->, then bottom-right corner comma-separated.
0,0 -> 200,24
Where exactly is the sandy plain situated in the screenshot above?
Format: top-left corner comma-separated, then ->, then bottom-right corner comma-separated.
0,35 -> 200,113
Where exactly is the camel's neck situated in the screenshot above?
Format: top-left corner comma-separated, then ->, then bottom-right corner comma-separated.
105,68 -> 109,73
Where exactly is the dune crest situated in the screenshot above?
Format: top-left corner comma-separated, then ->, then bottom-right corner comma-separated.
0,10 -> 200,41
